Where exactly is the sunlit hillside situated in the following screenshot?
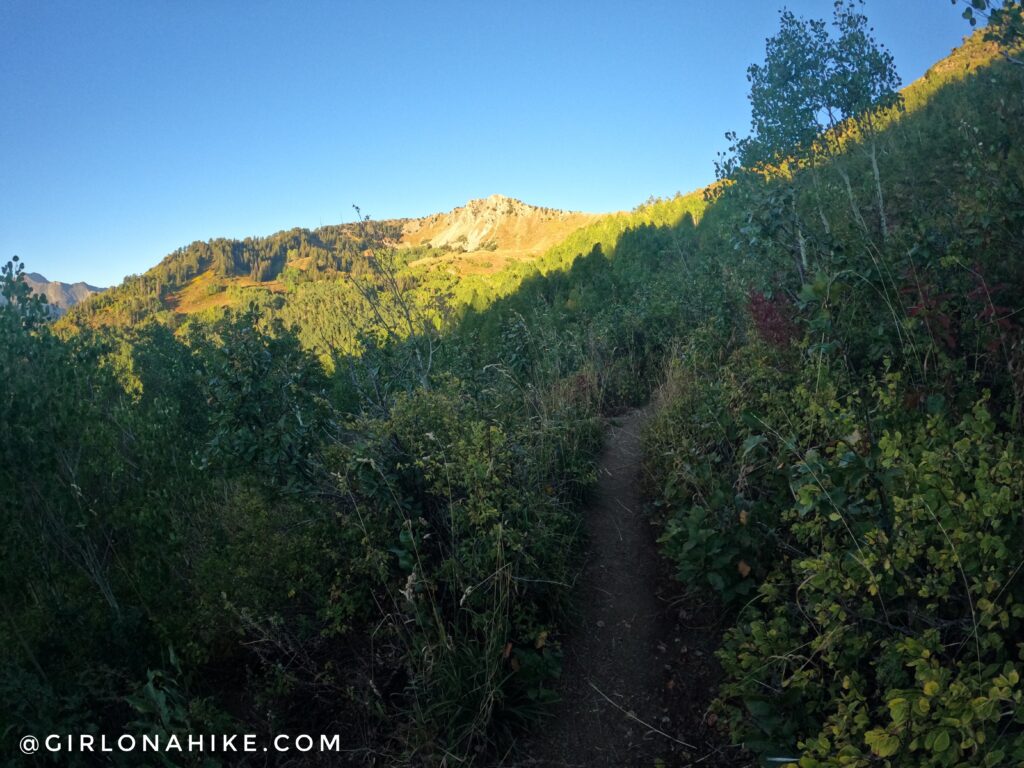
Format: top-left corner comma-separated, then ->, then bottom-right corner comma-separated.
401,194 -> 601,276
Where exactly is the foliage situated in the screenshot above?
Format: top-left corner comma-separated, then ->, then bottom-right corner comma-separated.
646,23 -> 1024,767
956,0 -> 1024,61
725,0 -> 901,173
1,171 -> 696,763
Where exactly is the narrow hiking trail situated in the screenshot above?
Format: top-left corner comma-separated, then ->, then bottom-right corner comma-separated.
527,409 -> 664,765
517,410 -> 738,768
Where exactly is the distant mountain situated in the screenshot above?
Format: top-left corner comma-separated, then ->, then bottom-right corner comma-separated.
62,195 -> 604,324
403,193 -> 598,251
24,273 -> 104,310
398,194 -> 601,277
0,272 -> 104,316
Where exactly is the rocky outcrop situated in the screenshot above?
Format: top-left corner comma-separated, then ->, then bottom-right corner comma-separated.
7,273 -> 105,315
400,194 -> 599,254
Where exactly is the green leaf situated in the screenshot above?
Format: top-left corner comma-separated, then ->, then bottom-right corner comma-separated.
741,434 -> 768,458
865,729 -> 900,758
888,697 -> 909,726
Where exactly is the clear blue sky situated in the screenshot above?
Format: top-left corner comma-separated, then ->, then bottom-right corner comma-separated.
1,1 -> 973,286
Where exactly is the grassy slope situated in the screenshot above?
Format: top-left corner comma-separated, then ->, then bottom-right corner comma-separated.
641,29 -> 1024,765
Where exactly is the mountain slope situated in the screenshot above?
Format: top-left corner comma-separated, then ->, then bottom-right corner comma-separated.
401,194 -> 600,276
640,28 -> 1024,767
0,272 -> 103,315
25,273 -> 104,310
62,195 -> 603,328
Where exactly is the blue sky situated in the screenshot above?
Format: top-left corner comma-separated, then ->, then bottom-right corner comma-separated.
1,1 -> 973,286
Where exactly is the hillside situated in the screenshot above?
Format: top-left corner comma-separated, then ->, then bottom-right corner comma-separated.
64,29 -> 1003,342
63,195 -> 602,328
401,194 -> 601,276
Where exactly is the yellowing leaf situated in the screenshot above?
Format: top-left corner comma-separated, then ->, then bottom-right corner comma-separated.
865,729 -> 900,757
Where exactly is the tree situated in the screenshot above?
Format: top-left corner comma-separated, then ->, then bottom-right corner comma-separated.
724,1 -> 902,250
829,0 -> 902,240
195,306 -> 330,491
729,1 -> 901,170
1,256 -> 51,328
829,1 -> 902,121
739,10 -> 833,170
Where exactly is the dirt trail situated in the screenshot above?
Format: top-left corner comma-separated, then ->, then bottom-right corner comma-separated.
515,410 -> 679,766
516,409 -> 740,768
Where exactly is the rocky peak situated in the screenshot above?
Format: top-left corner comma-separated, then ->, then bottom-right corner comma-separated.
17,272 -> 104,314
401,194 -> 594,253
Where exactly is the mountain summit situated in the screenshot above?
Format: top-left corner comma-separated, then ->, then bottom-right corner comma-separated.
0,272 -> 104,316
24,273 -> 104,310
401,194 -> 597,254
397,195 -> 601,277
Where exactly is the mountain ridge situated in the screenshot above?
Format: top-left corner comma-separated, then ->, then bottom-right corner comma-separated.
63,194 -> 606,323
0,272 -> 104,315
401,194 -> 600,251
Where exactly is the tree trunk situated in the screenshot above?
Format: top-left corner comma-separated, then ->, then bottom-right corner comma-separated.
869,140 -> 889,243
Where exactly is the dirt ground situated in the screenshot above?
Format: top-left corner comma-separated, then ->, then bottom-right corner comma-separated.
511,410 -> 750,768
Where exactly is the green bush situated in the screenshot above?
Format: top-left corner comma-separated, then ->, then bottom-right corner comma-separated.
644,32 -> 1024,768
716,379 -> 1024,765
